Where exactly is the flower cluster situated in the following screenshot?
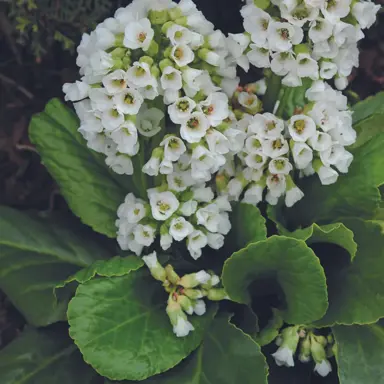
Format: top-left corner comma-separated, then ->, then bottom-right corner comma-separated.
235,0 -> 380,89
272,326 -> 335,377
116,187 -> 232,259
142,252 -> 227,337
63,0 -> 238,175
219,80 -> 355,207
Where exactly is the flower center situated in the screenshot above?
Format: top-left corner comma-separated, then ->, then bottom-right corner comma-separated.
294,120 -> 306,133
112,79 -> 126,88
254,154 -> 264,163
187,117 -> 199,129
174,222 -> 184,230
134,208 -> 140,216
274,160 -> 285,170
135,67 -> 146,77
124,93 -> 135,105
177,100 -> 190,112
245,96 -> 255,106
267,121 -> 276,130
252,138 -> 261,148
169,138 -> 180,149
166,73 -> 175,81
110,109 -> 119,118
280,28 -> 290,40
157,201 -> 170,212
272,139 -> 283,149
174,47 -> 184,60
138,32 -> 147,43
261,19 -> 269,31
122,127 -> 132,135
175,30 -> 184,40
203,105 -> 215,115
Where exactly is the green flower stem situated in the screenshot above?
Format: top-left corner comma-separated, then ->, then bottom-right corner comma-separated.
263,73 -> 282,113
275,86 -> 292,119
132,137 -> 148,200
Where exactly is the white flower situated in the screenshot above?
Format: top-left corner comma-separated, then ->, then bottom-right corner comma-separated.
161,136 -> 186,161
191,146 -> 219,181
163,89 -> 180,105
127,61 -> 154,88
308,18 -> 333,44
139,80 -> 159,100
161,66 -> 183,90
186,11 -> 214,35
207,232 -> 225,249
159,158 -> 174,175
105,153 -> 133,175
285,186 -> 304,207
160,232 -> 173,251
262,136 -> 289,159
282,69 -> 302,87
167,24 -> 194,45
245,152 -> 268,169
296,53 -> 319,80
171,44 -> 195,67
196,204 -> 221,233
89,50 -> 114,76
292,142 -> 313,169
199,92 -> 229,127
227,33 -> 250,71
94,25 -> 116,50
352,1 -> 380,29
280,3 -> 319,27
182,67 -> 203,97
150,191 -> 179,221
320,61 -> 338,79
314,360 -> 332,377
321,0 -> 352,23
168,96 -> 196,124
124,18 -> 154,51
269,157 -> 293,175
317,164 -> 339,185
169,217 -> 194,241
227,178 -> 246,201
334,76 -> 348,91
187,230 -> 208,259
288,115 -> 317,142
238,92 -> 260,111
198,49 -> 224,67
173,316 -> 195,338
243,183 -> 264,205
63,81 -> 89,101
243,7 -> 271,47
88,88 -> 114,112
225,128 -> 247,153
137,107 -> 164,137
101,108 -> 125,131
110,122 -> 139,155
142,251 -> 158,269
126,202 -> 147,224
133,224 -> 156,246
180,112 -> 210,143
205,129 -> 230,155
320,145 -> 352,169
308,131 -> 333,151
167,172 -> 192,192
179,200 -> 198,216
102,70 -> 128,94
250,113 -> 284,139
143,156 -> 161,176
272,346 -> 295,367
247,45 -> 271,68
267,22 -> 304,52
192,186 -> 215,202
220,77 -> 240,98
267,174 -> 287,198
271,51 -> 296,76
114,88 -> 144,115
193,299 -> 206,316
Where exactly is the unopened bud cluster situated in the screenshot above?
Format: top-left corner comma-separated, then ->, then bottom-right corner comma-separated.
63,0 -> 239,175
272,326 -> 335,377
236,0 -> 380,89
142,251 -> 227,337
219,79 -> 356,207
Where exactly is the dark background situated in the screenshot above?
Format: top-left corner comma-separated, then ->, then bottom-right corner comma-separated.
0,0 -> 383,349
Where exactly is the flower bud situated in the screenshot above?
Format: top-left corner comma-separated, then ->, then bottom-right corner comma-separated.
299,335 -> 312,363
159,59 -> 174,72
142,252 -> 166,282
147,40 -> 159,57
206,288 -> 228,301
148,9 -> 169,25
139,56 -> 154,66
179,270 -> 211,288
165,264 -> 180,285
177,294 -> 194,315
168,7 -> 183,20
183,288 -> 204,299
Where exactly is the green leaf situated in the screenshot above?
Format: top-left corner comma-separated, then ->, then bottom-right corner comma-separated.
278,223 -> 357,261
0,206 -> 109,326
143,314 -> 268,384
284,134 -> 384,228
350,91 -> 384,149
68,270 -> 217,381
29,98 -> 133,238
316,219 -> 384,326
0,326 -> 96,384
222,236 -> 328,324
229,203 -> 267,250
333,322 -> 384,384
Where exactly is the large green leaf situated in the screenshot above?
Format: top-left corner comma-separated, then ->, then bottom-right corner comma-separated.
285,134 -> 384,228
0,206 -> 109,326
278,223 -> 357,261
350,91 -> 384,149
316,219 -> 384,326
143,314 -> 268,384
333,321 -> 384,384
68,270 -> 217,381
0,326 -> 96,384
229,203 -> 267,251
29,98 -> 133,238
222,236 -> 328,324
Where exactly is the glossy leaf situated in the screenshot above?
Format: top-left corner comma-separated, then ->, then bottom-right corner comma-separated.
316,219 -> 384,326
68,270 -> 217,381
143,314 -> 268,384
29,98 -> 133,238
333,321 -> 384,384
222,236 -> 328,324
229,203 -> 267,250
0,326 -> 96,384
350,91 -> 384,149
0,206 -> 109,326
284,134 -> 384,228
278,222 -> 357,261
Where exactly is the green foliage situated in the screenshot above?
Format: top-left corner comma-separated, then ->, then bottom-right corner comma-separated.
8,0 -> 114,57
0,326 -> 96,384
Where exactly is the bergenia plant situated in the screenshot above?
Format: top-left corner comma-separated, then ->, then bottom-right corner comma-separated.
0,0 -> 383,383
